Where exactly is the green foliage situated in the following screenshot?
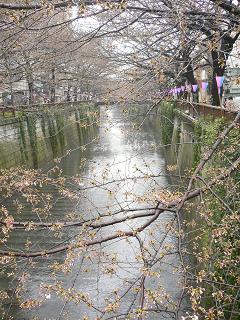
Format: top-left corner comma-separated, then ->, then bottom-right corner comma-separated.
190,115 -> 240,319
26,113 -> 38,168
18,116 -> 28,163
159,101 -> 176,145
193,116 -> 227,167
193,119 -> 203,167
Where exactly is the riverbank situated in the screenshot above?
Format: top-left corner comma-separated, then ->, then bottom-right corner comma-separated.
0,103 -> 99,169
159,101 -> 240,319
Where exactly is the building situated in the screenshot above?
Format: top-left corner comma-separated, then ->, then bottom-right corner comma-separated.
224,40 -> 240,108
224,67 -> 240,104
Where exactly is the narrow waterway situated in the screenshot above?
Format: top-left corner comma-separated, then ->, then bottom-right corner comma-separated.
0,104 -> 194,319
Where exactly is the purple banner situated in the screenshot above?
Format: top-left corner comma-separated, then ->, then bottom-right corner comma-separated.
201,82 -> 208,91
216,76 -> 224,88
192,84 -> 198,92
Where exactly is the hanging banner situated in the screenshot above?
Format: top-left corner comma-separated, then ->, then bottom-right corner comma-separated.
192,84 -> 198,92
216,76 -> 224,88
201,82 -> 208,91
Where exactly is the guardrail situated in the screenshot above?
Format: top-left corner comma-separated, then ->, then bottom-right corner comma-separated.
0,100 -> 97,116
0,99 -> 151,115
176,100 -> 239,122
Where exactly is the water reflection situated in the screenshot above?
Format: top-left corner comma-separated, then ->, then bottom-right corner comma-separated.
0,104 -> 193,319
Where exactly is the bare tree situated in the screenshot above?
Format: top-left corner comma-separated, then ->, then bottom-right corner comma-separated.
0,1 -> 239,319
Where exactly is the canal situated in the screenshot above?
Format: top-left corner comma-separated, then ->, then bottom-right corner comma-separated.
0,103 -> 194,319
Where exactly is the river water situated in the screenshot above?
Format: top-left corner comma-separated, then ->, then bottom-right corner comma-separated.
0,104 -> 192,319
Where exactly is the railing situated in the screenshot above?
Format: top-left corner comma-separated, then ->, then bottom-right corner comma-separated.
0,100 -> 95,115
0,99 -> 149,115
176,100 -> 239,122
1,99 -> 239,123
